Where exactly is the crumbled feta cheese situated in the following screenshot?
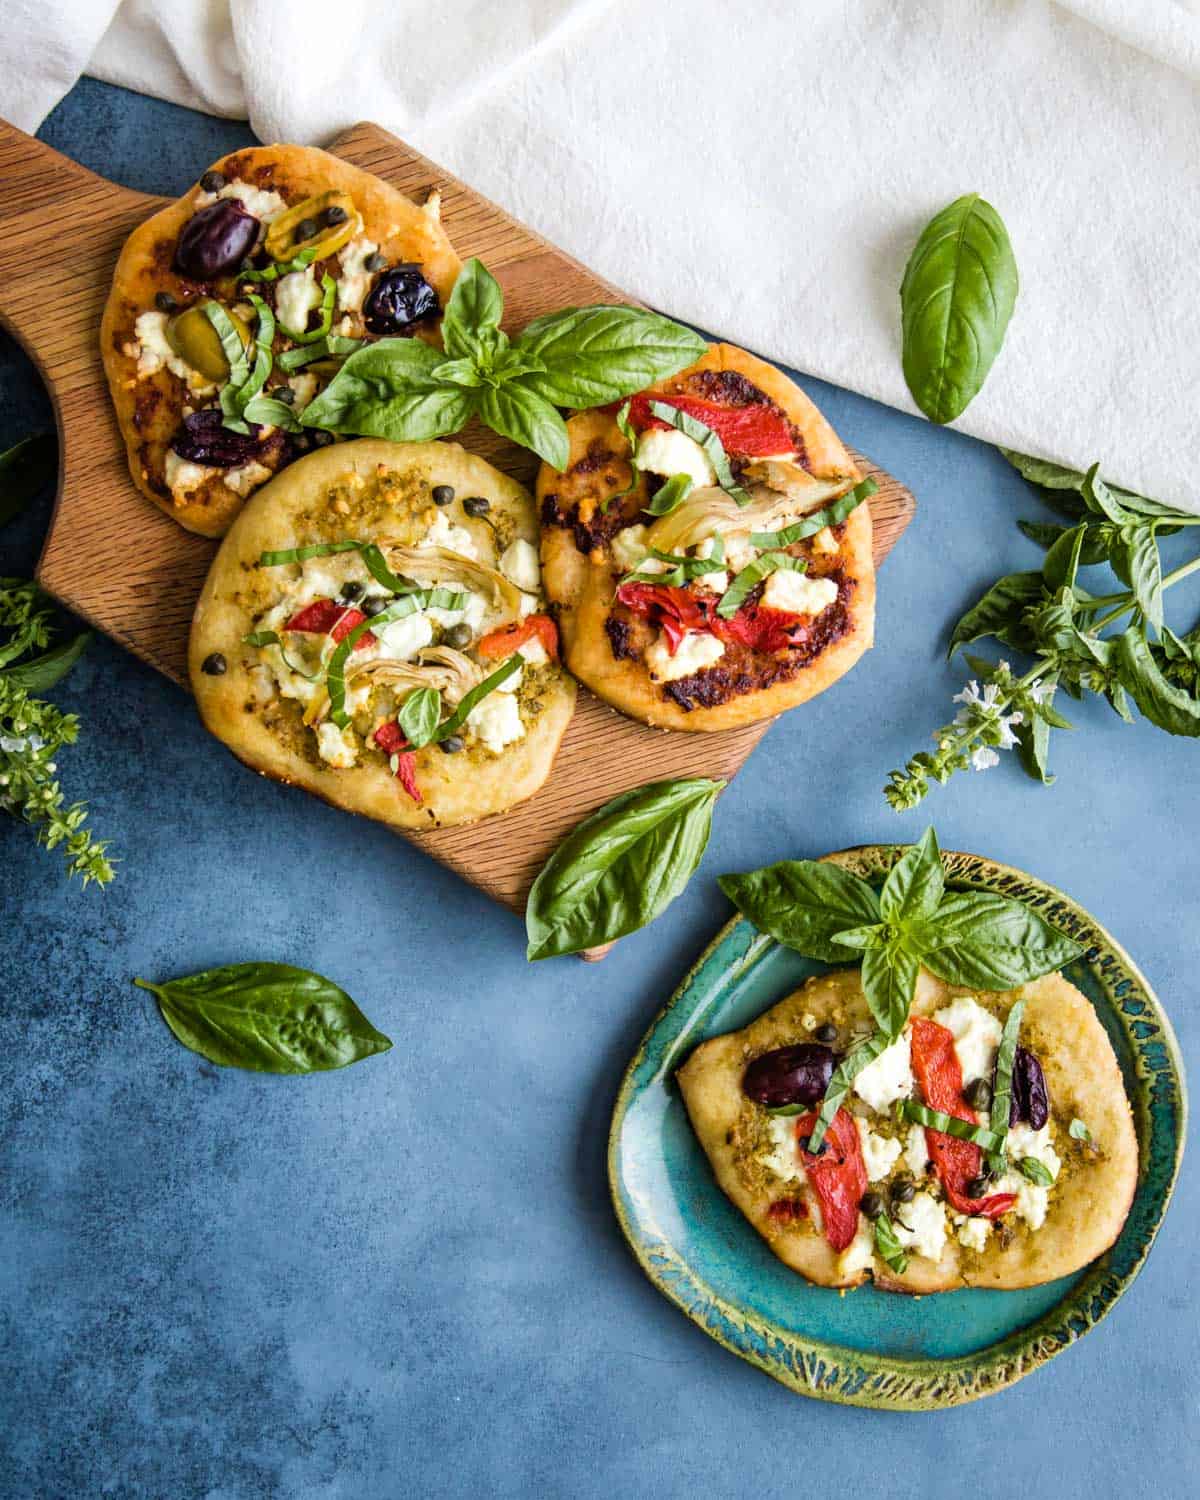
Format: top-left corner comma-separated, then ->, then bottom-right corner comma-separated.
610,524 -> 651,574
693,535 -> 728,593
467,690 -> 525,754
837,1218 -> 875,1279
724,534 -> 758,573
856,1119 -> 902,1182
956,1216 -> 992,1253
287,373 -> 318,411
197,178 -> 286,222
1015,1179 -> 1050,1230
163,449 -> 215,501
375,614 -> 435,661
499,537 -> 541,593
903,1122 -> 930,1178
761,569 -> 839,616
892,1191 -> 948,1262
224,461 -> 272,497
636,428 -> 717,488
422,510 -> 479,560
518,592 -> 539,618
495,663 -> 522,693
810,526 -> 840,556
276,268 -> 321,335
1007,1122 -> 1061,1181
933,996 -> 1003,1085
520,638 -> 549,667
335,236 -> 379,313
852,1030 -> 914,1113
645,630 -> 725,682
761,1115 -> 803,1181
316,722 -> 358,768
133,310 -> 213,392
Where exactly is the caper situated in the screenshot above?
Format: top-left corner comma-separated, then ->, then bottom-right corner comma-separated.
201,652 -> 227,675
155,290 -> 179,314
365,252 -> 388,272
965,1175 -> 990,1200
200,169 -> 227,194
891,1175 -> 916,1204
274,385 -> 296,405
431,484 -> 455,506
339,581 -> 365,603
800,1135 -> 828,1158
439,735 -> 466,754
296,217 -> 319,242
462,495 -> 491,517
361,595 -> 388,617
860,1191 -> 885,1221
815,1022 -> 838,1044
964,1077 -> 993,1111
322,204 -> 349,226
443,623 -> 473,649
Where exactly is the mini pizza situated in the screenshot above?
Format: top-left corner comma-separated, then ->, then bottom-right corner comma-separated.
535,343 -> 875,731
189,439 -> 575,828
677,968 -> 1138,1293
102,145 -> 461,537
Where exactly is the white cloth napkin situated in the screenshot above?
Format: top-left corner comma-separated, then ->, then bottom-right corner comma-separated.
5,0 -> 1200,511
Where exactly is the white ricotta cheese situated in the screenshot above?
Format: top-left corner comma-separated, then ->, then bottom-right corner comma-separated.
275,268 -> 321,335
163,450 -> 215,501
468,691 -> 525,754
499,537 -> 541,594
375,613 -> 435,662
856,1119 -> 902,1182
610,524 -> 651,574
1007,1122 -> 1061,1181
956,1216 -> 992,1253
837,1218 -> 875,1280
760,1115 -> 803,1182
932,996 -> 1002,1085
645,630 -> 725,682
316,722 -> 358,769
636,428 -> 717,489
197,178 -> 286,223
852,1030 -> 914,1114
902,1122 -> 930,1178
335,236 -> 379,313
760,569 -> 839,616
892,1191 -> 948,1263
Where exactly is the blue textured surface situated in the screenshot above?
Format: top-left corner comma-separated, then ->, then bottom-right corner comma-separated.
1,79 -> 1195,1497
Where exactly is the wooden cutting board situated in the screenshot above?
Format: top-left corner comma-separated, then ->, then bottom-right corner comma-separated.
0,117 -> 915,933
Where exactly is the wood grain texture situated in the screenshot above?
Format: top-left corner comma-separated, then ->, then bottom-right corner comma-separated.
0,118 -> 915,915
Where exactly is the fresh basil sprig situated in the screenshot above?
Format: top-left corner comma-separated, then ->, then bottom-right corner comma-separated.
873,1212 -> 909,1275
302,258 -> 707,469
899,1100 -> 1005,1153
900,193 -> 1019,425
716,552 -> 805,619
526,777 -> 723,959
134,962 -> 391,1073
748,476 -> 878,548
278,334 -> 364,372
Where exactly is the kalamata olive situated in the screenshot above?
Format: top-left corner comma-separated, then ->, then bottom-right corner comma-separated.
201,652 -> 227,675
741,1044 -> 836,1109
860,1191 -> 884,1220
322,205 -> 349,226
155,290 -> 179,314
167,300 -> 251,382
1009,1047 -> 1050,1129
174,199 -> 260,281
361,596 -> 389,617
891,1176 -> 916,1204
964,1077 -> 993,1112
362,266 -> 440,335
815,1022 -> 838,1044
965,1175 -> 990,1200
462,495 -> 491,518
170,409 -> 271,469
443,623 -> 473,649
339,581 -> 365,603
365,252 -> 388,272
200,169 -> 227,194
439,735 -> 466,754
431,484 -> 455,506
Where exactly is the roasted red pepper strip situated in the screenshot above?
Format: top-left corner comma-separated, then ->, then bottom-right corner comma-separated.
909,1017 -> 1017,1219
615,581 -> 715,654
791,1105 -> 868,1252
619,392 -> 794,458
285,598 -> 376,648
477,614 -> 559,661
712,603 -> 805,655
372,721 -> 422,805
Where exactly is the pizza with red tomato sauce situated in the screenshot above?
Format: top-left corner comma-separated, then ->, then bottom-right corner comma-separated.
535,344 -> 875,731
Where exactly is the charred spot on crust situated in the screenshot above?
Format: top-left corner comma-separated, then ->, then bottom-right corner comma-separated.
605,615 -> 638,662
541,439 -> 638,553
767,1198 -> 808,1223
133,384 -> 163,432
680,370 -> 769,407
218,152 -> 279,192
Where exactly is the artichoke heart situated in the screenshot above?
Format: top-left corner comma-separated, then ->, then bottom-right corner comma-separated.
646,474 -> 858,556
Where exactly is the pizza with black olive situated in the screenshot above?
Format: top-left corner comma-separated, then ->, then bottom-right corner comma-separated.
102,145 -> 461,538
189,438 -> 575,828
535,343 -> 875,731
677,969 -> 1138,1293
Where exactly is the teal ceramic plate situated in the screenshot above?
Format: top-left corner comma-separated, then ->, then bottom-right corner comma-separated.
609,846 -> 1186,1409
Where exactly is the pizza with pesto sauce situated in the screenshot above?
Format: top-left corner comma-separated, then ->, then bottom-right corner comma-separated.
189,439 -> 575,829
102,145 -> 461,538
677,969 -> 1138,1293
535,343 -> 876,731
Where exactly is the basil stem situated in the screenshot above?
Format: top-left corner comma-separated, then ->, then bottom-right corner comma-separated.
873,1212 -> 909,1275
1017,1157 -> 1054,1187
279,272 -> 337,346
987,999 -> 1024,1173
326,589 -> 466,728
716,552 -> 805,619
431,654 -> 524,743
647,400 -> 751,506
899,1100 -> 1005,1153
748,476 -> 878,548
806,1030 -> 892,1153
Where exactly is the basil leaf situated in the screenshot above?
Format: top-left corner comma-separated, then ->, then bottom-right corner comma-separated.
1042,524 -> 1087,592
861,944 -> 918,1039
477,382 -> 569,470
879,825 -> 944,926
825,923 -> 884,951
765,1103 -> 807,1117
907,890 -> 1083,989
432,653 -> 524,743
874,1213 -> 908,1275
1017,1157 -> 1054,1187
643,472 -> 693,516
397,685 -> 441,748
1,631 -> 90,692
716,552 -> 805,619
433,358 -> 486,388
718,859 -> 881,963
1069,1117 -> 1092,1143
648,400 -> 750,505
260,540 -> 363,566
241,395 -> 301,432
442,257 -> 504,361
133,963 -> 391,1073
0,433 -> 55,527
526,777 -> 723,959
1018,519 -> 1113,564
899,1101 -> 1005,1153
512,306 -> 707,409
302,338 -> 471,440
987,999 -> 1024,1173
204,302 -> 250,387
947,572 -> 1044,657
1080,463 -> 1134,524
748,477 -> 878,548
1116,622 -> 1200,736
1000,450 -> 1091,492
359,543 -> 422,596
610,400 -> 641,506
1113,522 -> 1163,630
900,193 -> 1019,424
807,1031 -> 892,1154
1015,710 -> 1055,786
621,544 -> 724,589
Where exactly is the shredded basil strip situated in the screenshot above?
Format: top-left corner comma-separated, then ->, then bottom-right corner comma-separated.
326,589 -> 467,728
807,1030 -> 892,1153
259,540 -> 364,566
280,272 -> 337,345
987,999 -> 1024,1173
748,476 -> 879,548
643,472 -> 693,516
240,629 -> 321,680
278,334 -> 364,372
239,246 -> 319,282
1017,1157 -> 1054,1187
899,1100 -> 1006,1153
204,302 -> 250,387
873,1212 -> 909,1275
431,654 -> 524,743
606,399 -> 640,508
716,551 -> 806,619
621,538 -> 725,588
647,399 -> 751,506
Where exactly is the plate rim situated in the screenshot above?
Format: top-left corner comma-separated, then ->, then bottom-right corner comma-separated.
607,844 -> 1188,1410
